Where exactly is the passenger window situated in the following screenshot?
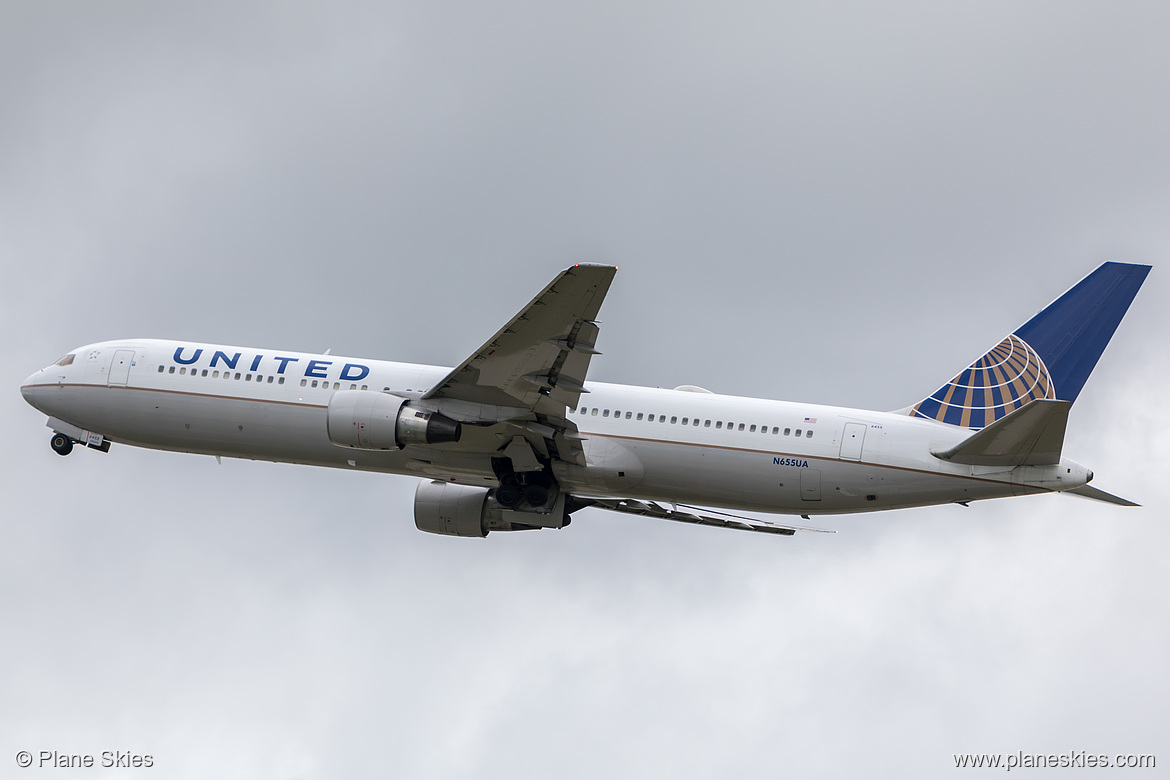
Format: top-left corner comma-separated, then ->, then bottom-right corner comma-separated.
603,409 -> 610,417
591,408 -> 598,416
234,373 -> 241,380
201,369 -> 207,377
157,365 -> 164,373
301,379 -> 307,387
750,424 -> 756,432
772,426 -> 779,434
349,383 -> 356,390
246,374 -> 252,381
784,428 -> 791,436
636,413 -> 643,421
670,416 -> 677,424
693,418 -> 699,426
179,367 -> 186,375
168,366 -> 175,374
661,416 -> 668,423
360,385 -> 367,390
333,382 -> 340,390
716,421 -> 723,429
279,377 -> 286,385
311,380 -> 319,388
212,371 -> 219,378
738,423 -> 745,431
625,412 -> 632,419
806,430 -> 813,438
704,420 -> 711,427
682,417 -> 688,425
795,429 -> 802,436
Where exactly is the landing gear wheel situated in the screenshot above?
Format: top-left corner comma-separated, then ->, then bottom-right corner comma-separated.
50,433 -> 74,456
523,484 -> 549,507
496,477 -> 523,509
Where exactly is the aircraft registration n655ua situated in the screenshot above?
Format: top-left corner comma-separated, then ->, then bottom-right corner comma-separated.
21,262 -> 1149,537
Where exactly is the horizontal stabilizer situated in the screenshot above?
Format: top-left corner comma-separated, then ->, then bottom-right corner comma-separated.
931,399 -> 1070,466
584,498 -> 835,536
1064,485 -> 1140,507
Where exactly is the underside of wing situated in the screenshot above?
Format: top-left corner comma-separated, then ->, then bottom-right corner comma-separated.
583,498 -> 836,536
423,264 -> 616,415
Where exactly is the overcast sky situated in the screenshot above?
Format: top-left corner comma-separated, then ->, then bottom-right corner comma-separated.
2,2 -> 1168,777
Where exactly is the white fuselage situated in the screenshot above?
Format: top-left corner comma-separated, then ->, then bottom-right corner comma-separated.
21,339 -> 1092,516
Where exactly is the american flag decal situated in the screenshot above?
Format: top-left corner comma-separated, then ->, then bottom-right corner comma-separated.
804,417 -> 817,424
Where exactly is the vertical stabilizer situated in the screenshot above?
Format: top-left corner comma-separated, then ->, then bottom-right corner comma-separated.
911,262 -> 1150,429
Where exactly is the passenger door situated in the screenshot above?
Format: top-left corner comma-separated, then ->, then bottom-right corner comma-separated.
108,350 -> 134,386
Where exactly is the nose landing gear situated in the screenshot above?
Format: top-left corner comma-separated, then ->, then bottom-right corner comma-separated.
50,432 -> 74,456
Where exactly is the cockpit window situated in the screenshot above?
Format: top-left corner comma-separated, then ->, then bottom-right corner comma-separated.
55,354 -> 75,367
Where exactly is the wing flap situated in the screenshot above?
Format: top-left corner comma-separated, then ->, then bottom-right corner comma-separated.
931,399 -> 1070,466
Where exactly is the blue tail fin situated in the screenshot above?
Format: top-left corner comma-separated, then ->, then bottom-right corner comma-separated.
911,262 -> 1150,429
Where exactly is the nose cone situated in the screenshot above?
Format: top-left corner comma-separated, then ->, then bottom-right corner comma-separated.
21,370 -> 47,411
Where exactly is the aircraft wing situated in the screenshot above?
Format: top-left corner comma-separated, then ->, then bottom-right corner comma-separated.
421,264 -> 616,465
583,498 -> 836,536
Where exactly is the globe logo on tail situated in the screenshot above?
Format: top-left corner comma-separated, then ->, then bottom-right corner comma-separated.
911,334 -> 1055,429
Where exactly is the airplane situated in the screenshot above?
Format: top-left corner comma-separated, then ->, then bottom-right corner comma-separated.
20,262 -> 1150,538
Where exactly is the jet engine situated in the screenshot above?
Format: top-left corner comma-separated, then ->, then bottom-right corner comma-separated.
414,481 -> 546,537
327,390 -> 461,450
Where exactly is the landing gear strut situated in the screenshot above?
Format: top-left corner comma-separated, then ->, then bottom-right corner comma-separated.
50,433 -> 74,456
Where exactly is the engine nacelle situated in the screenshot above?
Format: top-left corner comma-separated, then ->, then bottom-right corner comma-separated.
326,390 -> 461,450
414,481 -> 543,537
